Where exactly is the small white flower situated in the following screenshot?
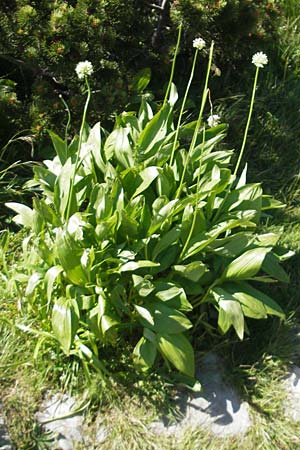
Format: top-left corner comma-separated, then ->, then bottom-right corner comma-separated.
207,114 -> 220,128
75,60 -> 94,79
193,37 -> 206,50
252,52 -> 268,68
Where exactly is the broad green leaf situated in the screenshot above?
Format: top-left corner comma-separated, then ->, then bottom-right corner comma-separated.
45,265 -> 64,304
134,305 -> 154,327
52,297 -> 79,355
172,261 -> 207,282
86,122 -> 106,173
32,198 -> 61,227
6,202 -> 34,229
54,157 -> 77,219
262,195 -> 285,210
222,247 -> 271,281
210,233 -> 253,258
132,275 -> 155,297
211,287 -> 244,339
120,260 -> 160,272
235,282 -> 285,318
107,127 -> 134,168
132,68 -> 151,92
48,130 -> 67,164
158,333 -> 195,377
149,199 -> 179,234
236,163 -> 248,189
254,233 -> 279,247
152,226 -> 181,260
151,302 -> 192,334
154,281 -> 192,311
138,97 -> 153,128
133,336 -> 157,371
224,283 -> 268,319
131,166 -> 159,198
56,229 -> 88,286
25,272 -> 43,297
262,252 -> 289,283
182,217 -> 255,261
169,82 -> 178,106
137,104 -> 170,160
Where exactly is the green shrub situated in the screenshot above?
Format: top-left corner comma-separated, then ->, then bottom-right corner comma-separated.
0,0 -> 282,159
6,41 -> 289,382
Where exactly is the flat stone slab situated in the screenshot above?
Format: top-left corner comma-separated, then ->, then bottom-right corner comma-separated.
0,402 -> 13,450
283,365 -> 300,421
151,353 -> 251,437
182,353 -> 251,436
36,394 -> 85,450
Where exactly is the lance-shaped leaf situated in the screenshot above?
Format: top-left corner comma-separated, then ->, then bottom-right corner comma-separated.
54,157 -> 78,219
133,336 -> 157,371
158,333 -> 195,377
52,297 -> 79,355
48,130 -> 67,164
6,202 -> 35,229
131,166 -> 160,199
172,261 -> 207,282
222,247 -> 271,281
56,229 -> 88,286
152,226 -> 181,261
151,302 -> 192,334
105,127 -> 134,168
120,260 -> 160,272
86,122 -> 106,173
229,282 -> 285,319
261,252 -> 289,283
137,104 -> 171,160
211,287 -> 244,340
45,265 -> 64,304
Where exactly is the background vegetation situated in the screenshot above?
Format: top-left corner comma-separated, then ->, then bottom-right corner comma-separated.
1,1 -> 300,449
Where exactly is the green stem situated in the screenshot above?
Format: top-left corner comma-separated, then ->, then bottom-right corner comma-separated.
233,66 -> 259,178
213,66 -> 260,224
176,41 -> 214,199
179,128 -> 206,261
65,77 -> 91,221
163,23 -> 182,107
59,94 -> 71,156
193,279 -> 220,308
170,50 -> 199,166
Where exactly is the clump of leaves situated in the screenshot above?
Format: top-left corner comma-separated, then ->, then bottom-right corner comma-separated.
6,38 -> 289,384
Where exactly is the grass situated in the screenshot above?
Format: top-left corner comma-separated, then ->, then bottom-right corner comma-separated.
1,223 -> 300,449
2,3 -> 300,448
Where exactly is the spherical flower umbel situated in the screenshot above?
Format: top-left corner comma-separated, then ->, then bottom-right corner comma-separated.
193,37 -> 206,50
75,60 -> 94,79
207,114 -> 220,128
252,52 -> 268,68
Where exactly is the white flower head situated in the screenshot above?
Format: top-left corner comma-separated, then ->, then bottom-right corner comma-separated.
75,60 -> 94,79
252,52 -> 268,68
193,37 -> 206,50
207,114 -> 220,128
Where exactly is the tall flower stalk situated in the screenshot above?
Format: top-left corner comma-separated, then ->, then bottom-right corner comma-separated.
233,52 -> 268,177
66,63 -> 93,221
170,38 -> 206,166
213,51 -> 268,223
163,24 -> 182,107
176,41 -> 214,200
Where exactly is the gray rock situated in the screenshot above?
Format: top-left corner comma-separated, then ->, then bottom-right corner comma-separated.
0,402 -> 13,450
150,353 -> 251,437
36,394 -> 84,450
182,353 -> 251,436
283,365 -> 300,421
